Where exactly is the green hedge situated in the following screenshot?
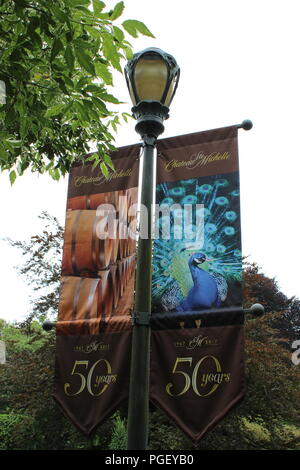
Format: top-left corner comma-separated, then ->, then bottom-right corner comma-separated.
0,413 -> 35,450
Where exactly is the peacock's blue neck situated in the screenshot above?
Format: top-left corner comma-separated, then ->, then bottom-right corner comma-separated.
189,259 -> 211,286
174,256 -> 220,311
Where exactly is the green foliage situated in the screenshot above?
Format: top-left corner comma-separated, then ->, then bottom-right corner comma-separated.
0,413 -> 35,450
244,261 -> 300,344
0,0 -> 154,181
1,320 -> 47,352
122,20 -> 154,39
108,412 -> 127,450
149,410 -> 192,450
0,321 -> 119,450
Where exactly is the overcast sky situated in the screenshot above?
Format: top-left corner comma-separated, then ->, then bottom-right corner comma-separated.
1,0 -> 300,323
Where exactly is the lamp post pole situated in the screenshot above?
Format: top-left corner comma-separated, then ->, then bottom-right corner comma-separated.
127,135 -> 156,450
125,48 -> 180,451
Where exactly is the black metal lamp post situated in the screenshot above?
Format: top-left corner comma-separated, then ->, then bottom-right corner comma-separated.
124,47 -> 180,450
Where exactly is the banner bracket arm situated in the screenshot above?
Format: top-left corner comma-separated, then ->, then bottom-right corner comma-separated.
131,311 -> 151,326
41,304 -> 264,332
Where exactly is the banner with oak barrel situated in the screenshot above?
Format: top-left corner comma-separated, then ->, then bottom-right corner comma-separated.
150,125 -> 245,442
54,143 -> 140,435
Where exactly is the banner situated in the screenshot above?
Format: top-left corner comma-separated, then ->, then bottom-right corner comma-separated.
54,143 -> 140,435
150,126 -> 245,442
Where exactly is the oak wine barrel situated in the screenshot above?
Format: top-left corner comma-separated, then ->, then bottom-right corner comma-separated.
62,210 -> 113,275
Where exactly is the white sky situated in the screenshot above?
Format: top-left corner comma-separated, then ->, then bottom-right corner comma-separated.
1,0 -> 300,322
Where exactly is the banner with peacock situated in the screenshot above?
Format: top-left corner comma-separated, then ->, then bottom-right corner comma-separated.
150,126 -> 246,443
152,126 -> 242,316
152,172 -> 242,313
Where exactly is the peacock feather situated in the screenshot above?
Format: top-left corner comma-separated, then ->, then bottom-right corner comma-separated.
152,172 -> 242,312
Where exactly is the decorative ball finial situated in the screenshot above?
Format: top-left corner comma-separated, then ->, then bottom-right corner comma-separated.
249,303 -> 265,317
241,119 -> 253,131
42,320 -> 54,331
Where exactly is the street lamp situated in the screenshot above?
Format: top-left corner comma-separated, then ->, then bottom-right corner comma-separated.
125,48 -> 180,450
125,47 -> 180,139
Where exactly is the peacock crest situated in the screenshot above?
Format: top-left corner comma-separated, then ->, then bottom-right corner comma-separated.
152,173 -> 242,312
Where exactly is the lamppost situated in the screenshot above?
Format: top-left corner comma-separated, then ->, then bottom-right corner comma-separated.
124,47 -> 180,450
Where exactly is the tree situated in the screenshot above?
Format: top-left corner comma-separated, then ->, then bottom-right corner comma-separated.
5,211 -> 64,325
243,261 -> 300,344
0,0 -> 154,183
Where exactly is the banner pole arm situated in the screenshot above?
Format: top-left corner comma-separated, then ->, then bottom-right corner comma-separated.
42,304 -> 264,331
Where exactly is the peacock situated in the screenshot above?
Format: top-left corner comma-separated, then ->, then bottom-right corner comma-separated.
152,172 -> 242,313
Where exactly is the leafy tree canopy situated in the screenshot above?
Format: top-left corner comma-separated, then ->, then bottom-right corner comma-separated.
0,0 -> 154,183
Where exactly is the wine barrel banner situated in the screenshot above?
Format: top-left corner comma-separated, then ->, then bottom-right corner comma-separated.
56,145 -> 140,434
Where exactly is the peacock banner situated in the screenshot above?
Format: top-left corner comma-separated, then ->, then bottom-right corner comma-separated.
150,125 -> 245,442
54,143 -> 140,435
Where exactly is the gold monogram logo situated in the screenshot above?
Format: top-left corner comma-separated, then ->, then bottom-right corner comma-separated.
74,341 -> 109,353
174,335 -> 218,350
